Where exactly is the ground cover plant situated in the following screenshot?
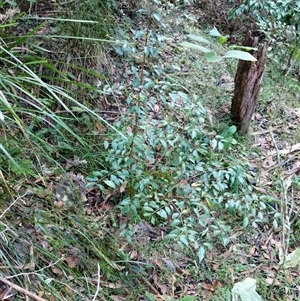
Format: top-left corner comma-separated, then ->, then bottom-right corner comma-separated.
0,0 -> 300,300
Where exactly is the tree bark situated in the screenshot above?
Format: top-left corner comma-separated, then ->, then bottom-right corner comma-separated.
231,31 -> 268,135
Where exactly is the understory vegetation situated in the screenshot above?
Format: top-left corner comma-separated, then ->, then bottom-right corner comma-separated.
0,0 -> 300,300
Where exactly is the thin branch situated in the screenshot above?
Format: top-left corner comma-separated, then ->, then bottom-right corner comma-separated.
5,257 -> 64,279
0,192 -> 27,219
0,277 -> 48,301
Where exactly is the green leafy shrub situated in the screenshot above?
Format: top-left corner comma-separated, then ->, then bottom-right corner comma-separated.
86,87 -> 272,262
230,0 -> 300,71
85,1 -> 276,263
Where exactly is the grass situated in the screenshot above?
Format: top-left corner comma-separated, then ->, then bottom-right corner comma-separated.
0,0 -> 300,300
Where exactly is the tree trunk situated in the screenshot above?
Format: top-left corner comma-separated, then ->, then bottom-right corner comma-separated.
231,31 -> 268,135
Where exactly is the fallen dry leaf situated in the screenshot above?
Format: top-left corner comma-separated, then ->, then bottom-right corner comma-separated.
101,282 -> 124,289
51,265 -> 63,275
153,104 -> 160,112
200,282 -> 214,292
153,274 -> 169,295
211,279 -> 222,289
249,246 -> 257,256
65,256 -> 79,268
265,278 -> 280,286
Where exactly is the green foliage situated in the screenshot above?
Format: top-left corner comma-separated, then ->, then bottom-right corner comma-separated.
180,28 -> 257,62
0,3 -> 125,299
231,0 -> 300,69
84,1 -> 277,264
60,0 -> 116,39
87,86 -> 273,262
233,0 -> 299,29
0,10 -> 124,177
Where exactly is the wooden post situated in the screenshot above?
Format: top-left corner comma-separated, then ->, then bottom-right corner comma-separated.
231,31 -> 268,135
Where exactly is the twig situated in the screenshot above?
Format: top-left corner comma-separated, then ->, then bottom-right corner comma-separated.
0,276 -> 48,301
92,263 -> 101,301
0,192 -> 27,219
0,192 -> 24,238
5,257 -> 64,279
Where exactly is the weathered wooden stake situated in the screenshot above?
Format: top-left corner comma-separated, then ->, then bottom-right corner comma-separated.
231,31 -> 268,135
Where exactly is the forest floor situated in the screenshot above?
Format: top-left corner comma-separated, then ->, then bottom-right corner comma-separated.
1,1 -> 300,301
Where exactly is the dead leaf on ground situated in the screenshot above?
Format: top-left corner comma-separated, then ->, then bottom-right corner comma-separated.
153,104 -> 160,112
249,246 -> 257,256
101,282 -> 124,289
200,282 -> 214,292
153,274 -> 169,295
51,265 -> 63,275
211,279 -> 222,289
65,156 -> 87,170
265,278 -> 280,286
65,256 -> 80,268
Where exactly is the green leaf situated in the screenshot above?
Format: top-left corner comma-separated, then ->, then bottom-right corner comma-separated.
198,246 -> 205,263
134,30 -> 143,39
144,46 -> 151,57
229,45 -> 258,51
120,197 -> 131,206
224,50 -> 257,61
228,125 -> 237,134
158,209 -> 168,219
6,0 -> 17,5
218,141 -> 224,151
243,216 -> 249,228
170,219 -> 181,227
104,140 -> 109,149
209,26 -> 222,37
103,179 -> 116,189
179,235 -> 190,247
132,78 -> 140,88
143,81 -> 154,90
219,36 -> 228,44
211,139 -> 217,150
205,52 -> 222,62
114,47 -> 123,55
144,206 -> 154,212
152,12 -> 161,22
86,176 -> 98,181
112,140 -> 117,150
164,233 -> 177,239
180,42 -> 211,53
85,182 -> 96,189
93,171 -> 103,177
273,219 -> 278,230
187,34 -> 211,44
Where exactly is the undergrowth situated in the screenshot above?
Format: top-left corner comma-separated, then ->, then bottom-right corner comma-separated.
0,0 -> 299,300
